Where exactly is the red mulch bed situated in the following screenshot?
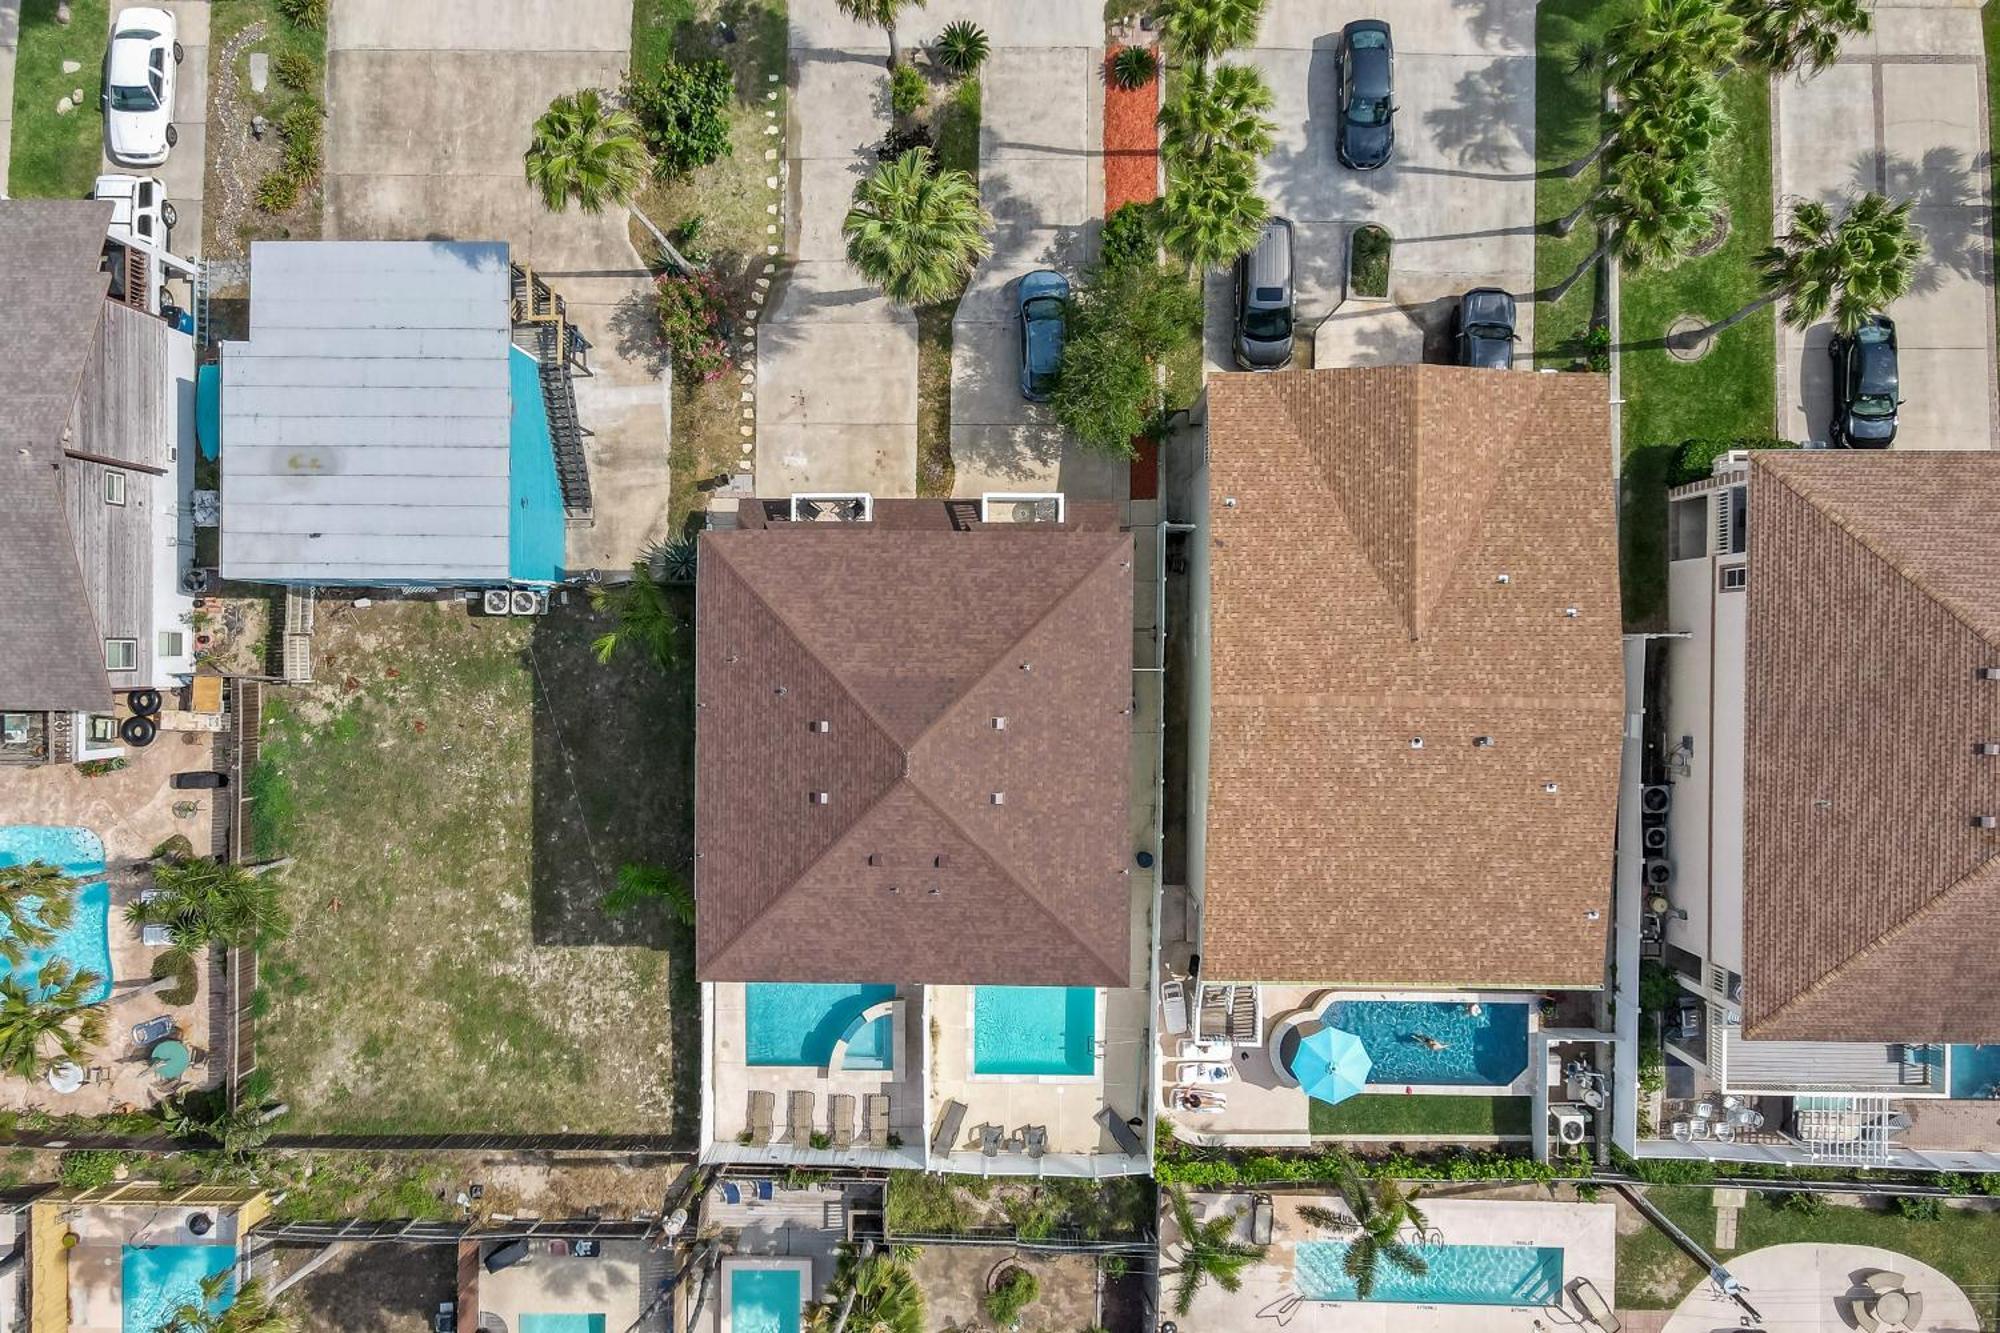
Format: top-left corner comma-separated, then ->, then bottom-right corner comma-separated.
1104,45 -> 1165,487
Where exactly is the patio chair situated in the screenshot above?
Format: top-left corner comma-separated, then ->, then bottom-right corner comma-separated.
755,1179 -> 773,1202
1160,978 -> 1189,1036
1024,1125 -> 1047,1159
1864,1272 -> 1909,1296
977,1124 -> 1003,1157
746,1090 -> 776,1147
786,1091 -> 815,1145
1568,1277 -> 1621,1333
719,1182 -> 742,1206
829,1094 -> 856,1149
1097,1106 -> 1145,1157
865,1094 -> 890,1147
931,1098 -> 968,1156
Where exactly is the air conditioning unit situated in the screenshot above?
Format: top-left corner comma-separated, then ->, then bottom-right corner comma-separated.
510,590 -> 548,616
482,590 -> 512,616
1641,784 -> 1672,816
179,567 -> 213,595
1644,858 -> 1672,888
1551,1105 -> 1588,1146
1642,824 -> 1669,854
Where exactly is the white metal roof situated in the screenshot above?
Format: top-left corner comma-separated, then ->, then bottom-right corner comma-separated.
218,240 -> 515,583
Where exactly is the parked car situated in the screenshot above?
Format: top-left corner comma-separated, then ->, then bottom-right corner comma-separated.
1017,269 -> 1070,401
93,173 -> 177,249
1828,315 -> 1900,448
104,7 -> 182,167
170,771 -> 227,790
1233,217 -> 1296,370
1454,287 -> 1518,370
1337,20 -> 1396,170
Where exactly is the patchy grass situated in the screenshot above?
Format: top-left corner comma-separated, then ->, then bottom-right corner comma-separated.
9,0 -> 109,199
630,0 -> 789,535
249,598 -> 694,1136
1532,0 -> 1630,367
1309,1095 -> 1532,1138
204,0 -> 328,256
916,75 -> 983,497
887,1174 -> 1153,1239
1616,1186 -> 1707,1309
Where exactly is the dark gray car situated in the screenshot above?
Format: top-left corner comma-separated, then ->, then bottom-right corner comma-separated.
1454,287 -> 1517,369
1828,315 -> 1899,448
1233,218 -> 1295,370
1337,20 -> 1395,170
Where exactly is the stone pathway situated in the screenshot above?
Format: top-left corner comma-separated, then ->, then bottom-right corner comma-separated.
1773,0 -> 1997,448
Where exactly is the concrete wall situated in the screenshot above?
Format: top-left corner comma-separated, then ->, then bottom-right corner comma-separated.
1161,415 -> 1211,929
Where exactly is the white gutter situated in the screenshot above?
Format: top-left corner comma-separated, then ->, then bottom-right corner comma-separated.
1612,635 -> 1647,1155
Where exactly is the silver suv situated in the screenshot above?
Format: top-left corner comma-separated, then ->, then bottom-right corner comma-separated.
1233,217 -> 1295,370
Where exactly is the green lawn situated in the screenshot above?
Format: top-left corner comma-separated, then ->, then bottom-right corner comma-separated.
9,0 -> 109,199
1309,1095 -> 1532,1138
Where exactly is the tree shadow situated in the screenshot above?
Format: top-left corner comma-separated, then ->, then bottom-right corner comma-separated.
610,285 -> 670,377
1421,56 -> 1537,177
1620,443 -> 1676,631
1878,147 -> 1992,292
674,0 -> 792,107
1451,0 -> 1534,56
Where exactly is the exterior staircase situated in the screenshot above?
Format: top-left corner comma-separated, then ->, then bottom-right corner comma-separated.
510,264 -> 594,517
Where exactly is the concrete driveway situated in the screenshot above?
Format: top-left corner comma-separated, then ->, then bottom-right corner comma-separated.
1207,0 -> 1537,371
324,0 -> 673,571
101,0 -> 208,257
1774,3 -> 1997,449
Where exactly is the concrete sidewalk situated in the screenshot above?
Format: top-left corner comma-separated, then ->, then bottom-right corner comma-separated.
1773,1 -> 1997,448
0,0 -> 18,194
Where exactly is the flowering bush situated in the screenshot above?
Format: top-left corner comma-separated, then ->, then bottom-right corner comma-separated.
655,271 -> 730,383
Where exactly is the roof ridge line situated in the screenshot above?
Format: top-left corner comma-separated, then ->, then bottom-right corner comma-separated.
1758,456 -> 2000,651
1746,848 -> 2000,1036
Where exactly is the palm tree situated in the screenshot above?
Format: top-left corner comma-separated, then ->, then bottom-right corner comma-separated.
1541,150 -> 1724,304
843,148 -> 994,306
0,962 -> 106,1080
1603,0 -> 1744,85
601,863 -> 694,926
128,857 -> 288,951
1679,191 -> 1924,348
813,1250 -> 922,1333
835,0 -> 926,68
1164,1184 -> 1267,1316
1153,0 -> 1267,73
154,1273 -> 298,1333
1552,73 -> 1731,236
590,557 -> 687,671
1323,1168 -> 1431,1300
1735,0 -> 1871,77
0,862 -> 78,968
1157,64 -> 1277,164
525,89 -> 646,215
1156,148 -> 1269,274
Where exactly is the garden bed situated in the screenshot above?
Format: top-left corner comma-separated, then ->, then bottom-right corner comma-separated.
915,72 -> 982,496
202,0 -> 327,261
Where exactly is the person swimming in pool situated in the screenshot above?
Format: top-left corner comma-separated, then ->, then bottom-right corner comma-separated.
1413,1033 -> 1449,1052
1465,1002 -> 1483,1017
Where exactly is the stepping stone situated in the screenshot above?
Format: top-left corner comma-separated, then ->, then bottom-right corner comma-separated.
765,176 -> 779,189
767,245 -> 779,255
769,74 -> 780,82
71,87 -> 83,101
764,125 -> 780,135
742,407 -> 755,419
741,391 -> 754,403
249,52 -> 269,93
740,426 -> 754,438
765,204 -> 778,215
764,149 -> 778,161
61,60 -> 81,74
766,225 -> 778,235
740,372 -> 755,385
755,278 -> 770,290
766,91 -> 778,101
741,443 -> 754,455
744,306 -> 759,319
56,96 -> 73,114
761,263 -> 775,275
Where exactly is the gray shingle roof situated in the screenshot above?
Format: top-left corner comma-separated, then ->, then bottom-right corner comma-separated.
0,201 -> 117,714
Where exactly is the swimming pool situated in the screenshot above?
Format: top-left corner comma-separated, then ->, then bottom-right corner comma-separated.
745,983 -> 895,1069
729,1267 -> 802,1333
1296,1241 -> 1563,1306
973,986 -> 1097,1077
1951,1045 -> 2000,1099
1323,1000 -> 1530,1087
121,1244 -> 236,1333
0,826 -> 112,1003
519,1316 -> 607,1333
507,346 -> 566,584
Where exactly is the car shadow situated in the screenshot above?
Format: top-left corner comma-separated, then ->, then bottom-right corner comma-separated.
1793,322 -> 1836,443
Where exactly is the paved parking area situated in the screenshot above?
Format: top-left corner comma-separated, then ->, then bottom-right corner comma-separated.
1205,0 -> 1537,371
101,0 -> 208,259
1774,3 -> 1996,449
323,0 -> 674,570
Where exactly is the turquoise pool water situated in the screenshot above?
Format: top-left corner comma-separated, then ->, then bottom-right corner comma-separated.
519,1316 -> 607,1333
507,346 -> 566,585
973,986 -> 1096,1076
1297,1241 -> 1563,1305
1322,1000 -> 1530,1087
730,1267 -> 801,1333
0,826 -> 112,1003
1951,1045 -> 2000,1099
122,1244 -> 236,1333
745,983 -> 895,1069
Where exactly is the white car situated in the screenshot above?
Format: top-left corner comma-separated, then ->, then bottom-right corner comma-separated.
93,173 -> 177,249
103,7 -> 182,167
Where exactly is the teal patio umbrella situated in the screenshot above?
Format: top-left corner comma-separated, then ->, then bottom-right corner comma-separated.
1290,1026 -> 1373,1105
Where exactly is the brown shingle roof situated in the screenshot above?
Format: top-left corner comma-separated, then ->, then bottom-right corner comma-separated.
1742,451 -> 2000,1041
694,524 -> 1135,986
1199,367 -> 1622,988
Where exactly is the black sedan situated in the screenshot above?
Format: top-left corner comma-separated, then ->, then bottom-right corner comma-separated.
1454,287 -> 1517,369
1828,315 -> 1900,448
1337,20 -> 1395,170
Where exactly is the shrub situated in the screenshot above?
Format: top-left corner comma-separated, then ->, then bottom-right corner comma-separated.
625,60 -> 735,178
1933,1171 -> 1974,1195
1638,960 -> 1679,1016
151,950 -> 199,1007
1112,45 -> 1159,91
890,62 -> 927,119
273,49 -> 318,93
1668,436 -> 1798,486
1894,1195 -> 1942,1222
1779,1190 -> 1827,1219
1051,257 -> 1202,455
276,99 -> 324,190
655,270 -> 731,383
255,170 -> 301,213
933,20 -> 990,75
984,1268 -> 1039,1326
1100,201 -> 1158,273
1637,1038 -> 1665,1095
275,0 -> 327,32
674,214 -> 711,264
809,1131 -> 832,1150
876,123 -> 935,163
1585,323 -> 1612,373
76,758 -> 126,778
58,1151 -> 125,1189
1350,224 -> 1391,298
1157,1144 -> 1565,1188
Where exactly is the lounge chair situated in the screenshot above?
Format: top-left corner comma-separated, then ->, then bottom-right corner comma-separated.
1160,978 -> 1189,1036
755,1179 -> 773,1202
865,1094 -> 890,1146
931,1098 -> 968,1156
1097,1106 -> 1145,1157
719,1181 -> 742,1205
1024,1125 -> 1047,1159
1250,1194 -> 1274,1246
978,1123 -> 1003,1157
829,1094 -> 856,1149
1569,1277 -> 1621,1333
786,1091 -> 815,1145
747,1091 -> 776,1147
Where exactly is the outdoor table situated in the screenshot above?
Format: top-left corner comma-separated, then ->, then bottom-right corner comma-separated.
150,1039 -> 191,1081
1875,1290 -> 1911,1326
47,1063 -> 84,1094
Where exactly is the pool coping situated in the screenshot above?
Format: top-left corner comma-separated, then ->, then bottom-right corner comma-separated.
964,986 -> 1107,1084
717,1256 -> 813,1333
741,983 -> 900,1074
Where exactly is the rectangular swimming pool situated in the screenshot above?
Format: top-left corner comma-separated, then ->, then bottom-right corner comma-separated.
1325,1000 -> 1530,1087
122,1244 -> 237,1333
745,983 -> 895,1069
519,1316 -> 607,1333
1296,1241 -> 1563,1306
1951,1045 -> 2000,1099
0,825 -> 112,1003
730,1267 -> 802,1333
973,986 -> 1096,1076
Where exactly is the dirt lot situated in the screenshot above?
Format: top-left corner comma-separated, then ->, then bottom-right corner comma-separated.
275,1243 -> 454,1333
248,595 -> 695,1135
910,1248 -> 1104,1333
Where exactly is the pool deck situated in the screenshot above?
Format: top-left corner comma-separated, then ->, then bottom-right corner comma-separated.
1170,1193 -> 1617,1333
63,1204 -> 242,1333
1660,1243 -> 1978,1333
477,1238 -> 644,1333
